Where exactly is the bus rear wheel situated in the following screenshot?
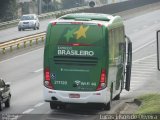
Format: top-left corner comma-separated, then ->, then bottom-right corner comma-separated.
50,102 -> 66,109
104,101 -> 111,110
114,93 -> 120,100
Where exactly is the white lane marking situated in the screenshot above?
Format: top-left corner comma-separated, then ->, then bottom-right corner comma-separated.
0,48 -> 43,63
131,80 -> 146,83
134,61 -> 157,64
132,66 -> 156,69
131,74 -> 151,77
132,40 -> 155,53
131,76 -> 147,79
133,54 -> 156,63
23,108 -> 34,114
134,63 -> 156,66
132,68 -> 156,71
34,68 -> 43,73
22,102 -> 45,115
34,102 -> 44,108
138,61 -> 157,64
132,71 -> 154,74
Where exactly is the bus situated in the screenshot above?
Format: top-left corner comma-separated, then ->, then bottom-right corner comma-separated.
43,13 -> 132,110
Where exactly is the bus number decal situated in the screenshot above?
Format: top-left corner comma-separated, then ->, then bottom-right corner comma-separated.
54,81 -> 67,85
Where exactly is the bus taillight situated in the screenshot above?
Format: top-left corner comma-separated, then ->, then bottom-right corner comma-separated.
100,69 -> 106,82
98,23 -> 102,27
44,68 -> 53,89
96,69 -> 107,91
52,22 -> 57,26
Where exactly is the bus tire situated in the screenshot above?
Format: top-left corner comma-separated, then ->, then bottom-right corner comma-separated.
114,93 -> 120,100
57,104 -> 66,109
50,102 -> 66,110
18,28 -> 21,31
0,101 -> 3,111
33,24 -> 36,30
5,96 -> 11,107
50,102 -> 57,109
104,101 -> 111,110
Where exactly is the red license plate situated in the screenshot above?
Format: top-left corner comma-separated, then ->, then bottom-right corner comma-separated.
69,94 -> 80,98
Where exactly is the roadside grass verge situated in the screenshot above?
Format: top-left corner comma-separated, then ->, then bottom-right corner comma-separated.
135,93 -> 160,114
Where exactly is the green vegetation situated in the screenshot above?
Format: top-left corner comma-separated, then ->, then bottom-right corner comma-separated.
61,0 -> 85,9
0,0 -> 17,22
136,93 -> 160,114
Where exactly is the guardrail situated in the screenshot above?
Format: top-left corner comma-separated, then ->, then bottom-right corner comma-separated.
0,32 -> 46,54
0,6 -> 89,30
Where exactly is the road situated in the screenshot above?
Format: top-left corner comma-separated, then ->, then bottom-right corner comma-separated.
0,4 -> 160,120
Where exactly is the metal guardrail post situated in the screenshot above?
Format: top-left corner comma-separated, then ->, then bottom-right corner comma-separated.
17,43 -> 20,49
24,41 -> 27,48
2,48 -> 5,54
42,37 -> 44,42
10,46 -> 13,52
30,40 -> 32,46
36,38 -> 38,44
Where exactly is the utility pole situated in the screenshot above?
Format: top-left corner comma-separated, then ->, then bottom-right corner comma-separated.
38,0 -> 42,15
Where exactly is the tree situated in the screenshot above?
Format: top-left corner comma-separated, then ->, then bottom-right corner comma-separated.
43,0 -> 51,4
0,0 -> 17,22
61,0 -> 84,9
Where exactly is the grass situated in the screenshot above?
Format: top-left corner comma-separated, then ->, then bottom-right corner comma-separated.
135,93 -> 160,114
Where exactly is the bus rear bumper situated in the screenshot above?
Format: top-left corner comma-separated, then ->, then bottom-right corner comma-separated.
43,87 -> 110,104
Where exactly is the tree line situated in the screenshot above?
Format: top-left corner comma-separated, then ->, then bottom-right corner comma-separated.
0,0 -> 17,22
0,0 -> 85,22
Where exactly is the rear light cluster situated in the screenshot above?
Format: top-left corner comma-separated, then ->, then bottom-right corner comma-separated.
44,68 -> 54,89
96,69 -> 107,91
97,23 -> 102,27
52,22 -> 57,26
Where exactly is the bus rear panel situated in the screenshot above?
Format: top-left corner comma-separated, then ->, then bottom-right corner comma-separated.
44,22 -> 110,103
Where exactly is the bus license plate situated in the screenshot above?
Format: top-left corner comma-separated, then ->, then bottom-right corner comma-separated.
69,94 -> 80,98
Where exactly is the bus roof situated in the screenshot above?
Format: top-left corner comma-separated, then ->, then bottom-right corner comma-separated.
49,13 -> 124,29
59,13 -> 113,21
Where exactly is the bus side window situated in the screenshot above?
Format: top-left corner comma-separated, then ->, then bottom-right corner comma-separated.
109,29 -> 115,64
118,27 -> 126,63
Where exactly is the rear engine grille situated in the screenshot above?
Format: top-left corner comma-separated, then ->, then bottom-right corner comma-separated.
54,56 -> 98,66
